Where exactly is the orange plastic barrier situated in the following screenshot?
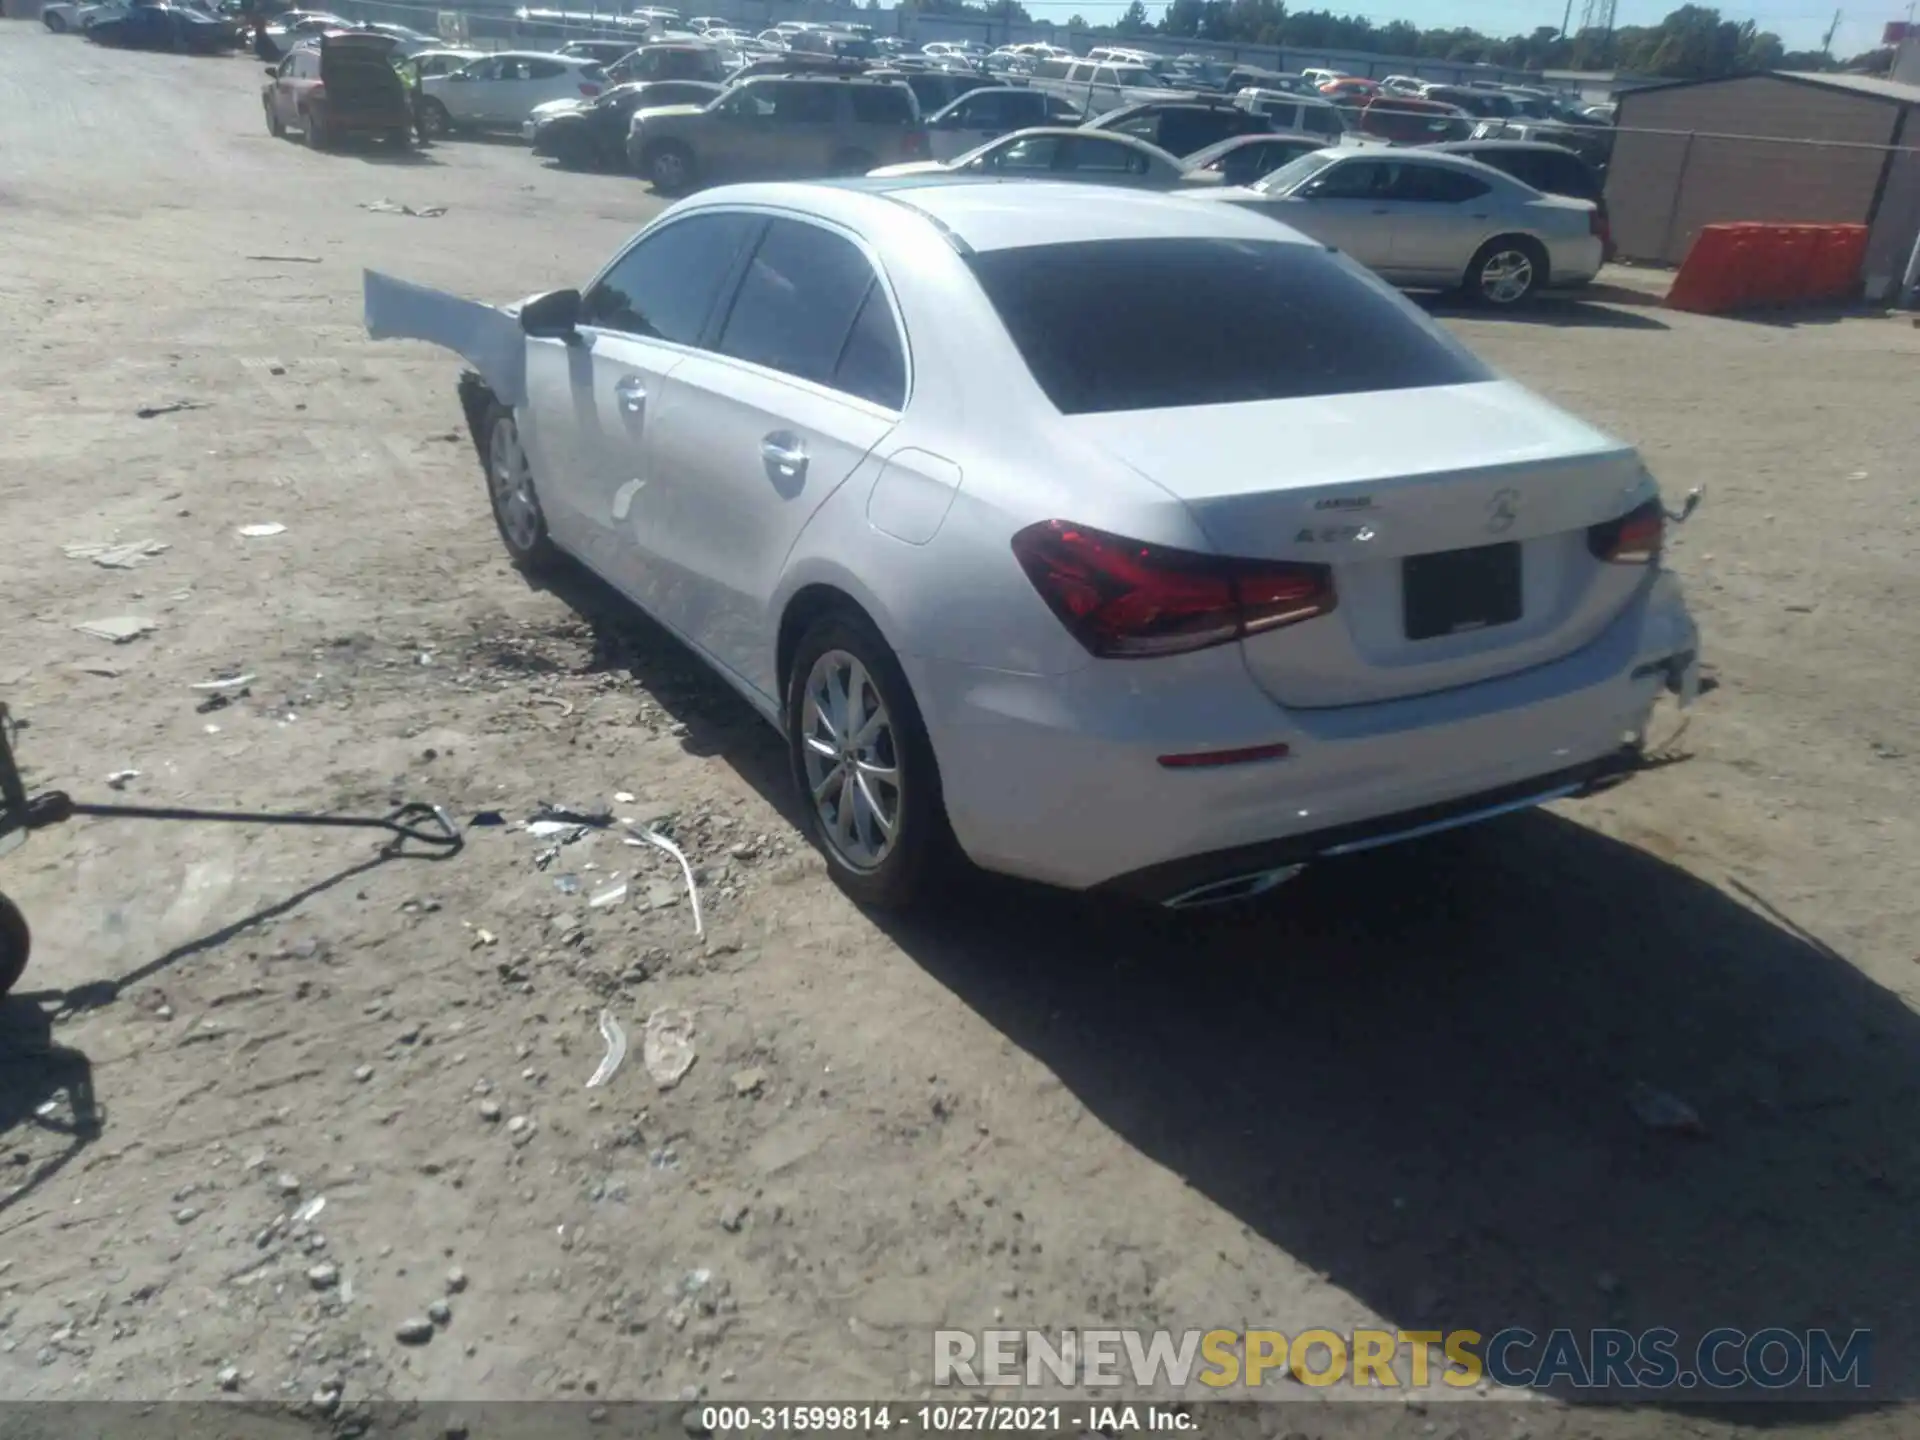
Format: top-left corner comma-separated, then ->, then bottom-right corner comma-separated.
1666,222 -> 1869,315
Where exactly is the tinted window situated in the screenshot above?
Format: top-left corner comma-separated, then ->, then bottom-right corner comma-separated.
525,59 -> 565,78
1538,152 -> 1598,198
1392,164 -> 1490,203
717,220 -> 880,391
980,134 -> 1060,172
770,82 -> 836,123
1064,137 -> 1148,174
584,212 -> 761,343
833,284 -> 907,409
1305,158 -> 1391,198
848,84 -> 915,124
1158,108 -> 1259,156
966,238 -> 1488,416
1300,104 -> 1341,136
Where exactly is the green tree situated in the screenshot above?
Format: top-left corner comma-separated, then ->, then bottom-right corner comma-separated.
1116,0 -> 1151,34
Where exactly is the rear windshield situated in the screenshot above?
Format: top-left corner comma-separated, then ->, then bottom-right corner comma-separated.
965,238 -> 1490,415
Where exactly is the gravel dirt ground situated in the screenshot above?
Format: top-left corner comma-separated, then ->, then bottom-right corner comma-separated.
3,25 -> 1919,1438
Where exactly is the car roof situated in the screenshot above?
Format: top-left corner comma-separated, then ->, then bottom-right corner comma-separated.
494,50 -> 588,62
680,178 -> 1320,254
1434,139 -> 1586,158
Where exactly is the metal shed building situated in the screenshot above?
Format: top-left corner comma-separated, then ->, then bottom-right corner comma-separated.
1605,71 -> 1920,300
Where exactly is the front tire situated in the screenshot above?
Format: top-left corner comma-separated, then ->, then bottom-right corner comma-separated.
786,611 -> 953,910
265,99 -> 285,137
44,11 -> 69,32
645,140 -> 694,194
482,404 -> 560,574
0,892 -> 30,1000
1466,235 -> 1547,307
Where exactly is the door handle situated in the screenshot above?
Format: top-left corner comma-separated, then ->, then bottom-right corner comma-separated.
614,375 -> 646,416
1370,206 -> 1391,214
760,432 -> 807,476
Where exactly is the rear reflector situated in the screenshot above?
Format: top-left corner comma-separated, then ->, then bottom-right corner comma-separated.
1011,519 -> 1335,659
1587,497 -> 1663,564
1157,742 -> 1292,769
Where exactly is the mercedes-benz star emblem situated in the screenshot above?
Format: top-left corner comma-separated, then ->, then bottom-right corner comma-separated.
1486,488 -> 1520,534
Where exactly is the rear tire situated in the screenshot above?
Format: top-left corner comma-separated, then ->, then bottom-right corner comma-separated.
1466,235 -> 1547,307
265,100 -> 285,138
304,104 -> 330,150
0,892 -> 30,1001
645,140 -> 694,194
785,609 -> 955,911
482,403 -> 561,575
417,97 -> 451,140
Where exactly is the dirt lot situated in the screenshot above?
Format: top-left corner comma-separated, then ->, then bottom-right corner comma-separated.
3,24 -> 1920,1436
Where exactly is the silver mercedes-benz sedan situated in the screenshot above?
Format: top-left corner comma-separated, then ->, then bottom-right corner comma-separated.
1184,147 -> 1605,305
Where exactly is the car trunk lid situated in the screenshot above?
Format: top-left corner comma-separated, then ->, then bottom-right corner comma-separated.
1066,380 -> 1655,708
320,34 -> 408,121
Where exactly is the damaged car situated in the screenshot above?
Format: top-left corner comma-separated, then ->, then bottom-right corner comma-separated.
365,180 -> 1702,912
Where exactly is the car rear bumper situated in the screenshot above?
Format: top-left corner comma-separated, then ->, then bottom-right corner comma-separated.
904,571 -> 1697,895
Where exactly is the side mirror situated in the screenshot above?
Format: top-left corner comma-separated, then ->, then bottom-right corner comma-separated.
520,288 -> 582,339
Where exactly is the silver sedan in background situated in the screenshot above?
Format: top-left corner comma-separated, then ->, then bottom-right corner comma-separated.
869,127 -> 1205,189
1185,148 -> 1604,305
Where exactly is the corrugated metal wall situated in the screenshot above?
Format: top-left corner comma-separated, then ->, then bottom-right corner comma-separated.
1606,75 -> 1901,265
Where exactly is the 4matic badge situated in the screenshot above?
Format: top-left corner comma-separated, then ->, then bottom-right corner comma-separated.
1296,524 -> 1377,544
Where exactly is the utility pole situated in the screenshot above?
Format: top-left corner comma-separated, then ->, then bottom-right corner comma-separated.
1821,7 -> 1842,57
1560,0 -> 1575,40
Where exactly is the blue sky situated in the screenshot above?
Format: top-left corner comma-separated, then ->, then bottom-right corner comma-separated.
1020,0 -> 1893,60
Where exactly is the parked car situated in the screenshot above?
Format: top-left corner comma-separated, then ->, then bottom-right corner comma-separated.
786,29 -> 879,62
262,31 -> 412,148
1431,138 -> 1613,258
367,181 -> 1700,909
873,69 -> 994,118
38,0 -> 154,31
1300,66 -> 1347,86
1233,88 -> 1347,142
418,53 -> 606,137
1186,148 -> 1604,305
726,54 -> 869,84
870,127 -> 1197,189
88,1 -> 238,50
1034,59 -> 1187,117
1350,94 -> 1473,144
528,78 -> 722,166
1318,76 -> 1380,103
1087,98 -> 1272,158
629,76 -> 926,192
1182,131 -> 1326,186
352,20 -> 436,52
557,39 -> 638,68
407,47 -> 482,79
606,42 -> 728,86
1422,84 -> 1521,119
1226,66 -> 1317,95
1380,73 -> 1427,95
922,86 -> 1084,160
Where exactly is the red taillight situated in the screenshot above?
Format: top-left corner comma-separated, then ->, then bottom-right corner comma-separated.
580,82 -> 602,96
903,129 -> 929,158
1587,498 -> 1663,564
1010,519 -> 1334,660
308,82 -> 326,100
1157,742 -> 1291,769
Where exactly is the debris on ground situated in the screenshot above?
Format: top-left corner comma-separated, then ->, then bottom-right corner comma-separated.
526,819 -> 583,840
588,880 -> 627,910
628,827 -> 704,935
294,1194 -> 326,1224
74,615 -> 158,644
189,674 -> 256,692
361,201 -> 448,218
237,523 -> 287,538
532,801 -> 613,827
395,1316 -> 435,1345
642,1008 -> 696,1089
469,811 -> 506,827
585,1010 -> 628,1089
106,769 -> 140,790
244,253 -> 322,263
135,401 -> 209,419
1628,1081 -> 1707,1137
64,539 -> 169,569
730,1067 -> 766,1097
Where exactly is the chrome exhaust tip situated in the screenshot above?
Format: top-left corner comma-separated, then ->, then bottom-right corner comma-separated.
1163,863 -> 1306,910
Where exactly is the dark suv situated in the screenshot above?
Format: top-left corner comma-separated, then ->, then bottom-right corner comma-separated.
1430,139 -> 1613,259
1085,98 -> 1271,159
628,75 -> 927,192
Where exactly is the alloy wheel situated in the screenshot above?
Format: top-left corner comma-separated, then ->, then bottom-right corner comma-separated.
1479,249 -> 1534,305
651,148 -> 687,189
799,649 -> 902,872
488,417 -> 541,553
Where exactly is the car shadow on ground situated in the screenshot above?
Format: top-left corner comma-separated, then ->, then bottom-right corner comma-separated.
0,995 -> 101,1223
522,556 -> 1914,1407
1422,294 -> 1671,330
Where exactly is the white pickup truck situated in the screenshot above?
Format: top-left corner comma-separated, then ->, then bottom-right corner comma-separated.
1029,57 -> 1192,116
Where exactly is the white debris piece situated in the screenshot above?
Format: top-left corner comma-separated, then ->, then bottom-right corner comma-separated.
237,523 -> 286,538
64,540 -> 169,569
628,827 -> 704,936
641,1008 -> 696,1089
190,674 -> 256,692
588,880 -> 628,910
106,770 -> 140,790
585,1010 -> 628,1089
75,615 -> 158,644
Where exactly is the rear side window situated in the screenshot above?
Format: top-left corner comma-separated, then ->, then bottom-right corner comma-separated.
525,59 -> 565,79
770,82 -> 837,123
1540,153 -> 1598,198
833,284 -> 907,409
583,211 -> 762,344
718,219 -> 894,399
965,238 -> 1489,416
1158,108 -> 1258,156
1392,165 -> 1490,203
849,84 -> 915,124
